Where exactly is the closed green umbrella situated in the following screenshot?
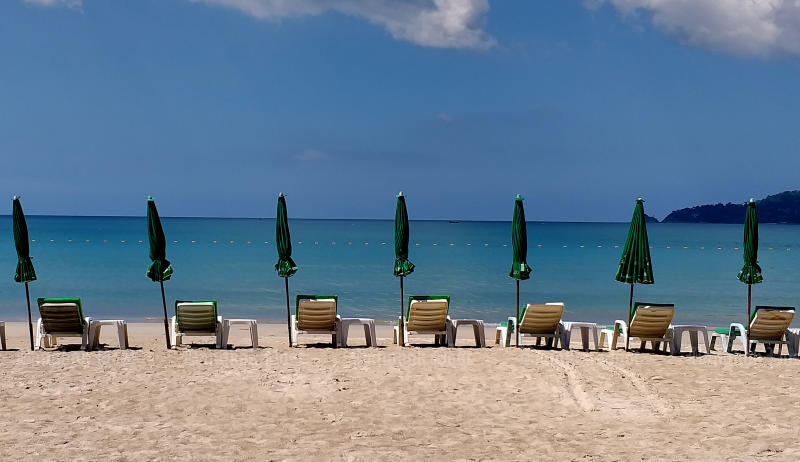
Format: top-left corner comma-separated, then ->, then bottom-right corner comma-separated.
393,192 -> 414,346
146,197 -> 173,349
12,196 -> 37,350
509,194 -> 531,347
737,199 -> 762,356
615,198 -> 654,350
275,193 -> 297,347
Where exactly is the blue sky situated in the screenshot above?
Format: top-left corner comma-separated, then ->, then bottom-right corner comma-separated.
2,0 -> 799,221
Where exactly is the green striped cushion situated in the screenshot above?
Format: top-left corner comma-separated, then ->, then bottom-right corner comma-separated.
175,301 -> 218,333
37,298 -> 85,334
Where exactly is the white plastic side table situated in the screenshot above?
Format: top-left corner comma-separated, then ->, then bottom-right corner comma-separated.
90,320 -> 129,351
339,318 -> 377,347
561,322 -> 599,351
669,325 -> 710,355
452,319 -> 486,347
223,319 -> 259,348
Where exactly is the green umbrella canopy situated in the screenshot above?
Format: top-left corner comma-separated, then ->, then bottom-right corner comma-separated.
737,199 -> 763,284
509,195 -> 532,280
615,198 -> 654,285
275,193 -> 298,277
393,193 -> 414,277
146,198 -> 173,282
13,197 -> 36,283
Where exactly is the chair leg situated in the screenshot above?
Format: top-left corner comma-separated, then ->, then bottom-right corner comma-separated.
250,322 -> 259,349
88,322 -> 98,351
0,323 -> 6,351
368,321 -> 377,347
35,318 -> 43,350
119,322 -> 129,349
289,315 -> 298,347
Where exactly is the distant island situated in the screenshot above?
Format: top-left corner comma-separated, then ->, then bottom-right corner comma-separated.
662,190 -> 800,223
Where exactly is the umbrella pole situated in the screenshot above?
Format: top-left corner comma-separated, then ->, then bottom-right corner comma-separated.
516,280 -> 520,348
160,280 -> 171,349
25,282 -> 34,351
285,276 -> 292,347
746,284 -> 751,357
626,283 -> 634,351
399,276 -> 404,347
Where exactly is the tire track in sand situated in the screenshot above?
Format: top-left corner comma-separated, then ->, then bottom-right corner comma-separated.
587,354 -> 672,415
529,350 -> 595,412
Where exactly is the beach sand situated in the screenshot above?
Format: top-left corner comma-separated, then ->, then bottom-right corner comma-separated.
1,321 -> 799,460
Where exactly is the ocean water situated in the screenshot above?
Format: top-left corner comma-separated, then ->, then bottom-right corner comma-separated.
1,216 -> 799,327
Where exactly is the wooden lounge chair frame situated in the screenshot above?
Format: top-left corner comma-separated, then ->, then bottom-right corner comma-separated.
496,302 -> 565,348
394,296 -> 453,347
170,301 -> 225,349
292,295 -> 341,347
35,298 -> 92,351
712,306 -> 795,356
600,303 -> 674,352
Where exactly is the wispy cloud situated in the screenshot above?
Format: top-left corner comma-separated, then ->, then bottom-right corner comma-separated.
189,0 -> 496,50
25,0 -> 495,50
293,148 -> 328,161
437,112 -> 454,123
24,0 -> 82,7
591,0 -> 800,58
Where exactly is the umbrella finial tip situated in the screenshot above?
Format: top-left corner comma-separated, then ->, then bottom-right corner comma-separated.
749,197 -> 755,203
397,191 -> 404,197
12,195 -> 19,200
147,196 -> 153,200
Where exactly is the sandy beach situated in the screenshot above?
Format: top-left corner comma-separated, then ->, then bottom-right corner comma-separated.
0,321 -> 797,460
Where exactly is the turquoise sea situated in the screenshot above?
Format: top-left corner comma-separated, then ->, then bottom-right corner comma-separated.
2,216 -> 799,327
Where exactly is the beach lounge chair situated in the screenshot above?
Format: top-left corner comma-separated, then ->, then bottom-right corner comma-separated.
711,306 -> 795,356
0,322 -> 5,350
393,295 -> 453,347
35,298 -> 93,351
292,295 -> 341,347
495,302 -> 565,348
599,302 -> 674,352
170,301 -> 225,349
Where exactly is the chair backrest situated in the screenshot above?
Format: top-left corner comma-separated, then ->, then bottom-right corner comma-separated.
519,303 -> 564,334
175,301 -> 218,333
37,298 -> 85,334
296,295 -> 338,331
406,296 -> 450,332
749,306 -> 794,340
629,303 -> 674,338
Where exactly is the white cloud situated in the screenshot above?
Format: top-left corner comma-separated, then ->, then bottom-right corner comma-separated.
593,0 -> 800,57
22,0 -> 494,50
24,0 -> 82,7
437,112 -> 454,123
293,148 -> 328,161
190,0 -> 496,50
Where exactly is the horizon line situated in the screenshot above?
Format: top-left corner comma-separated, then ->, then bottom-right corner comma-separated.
4,213 -> 636,224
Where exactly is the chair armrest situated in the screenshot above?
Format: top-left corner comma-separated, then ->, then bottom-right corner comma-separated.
507,316 -> 516,333
614,320 -> 628,336
730,322 -> 746,339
